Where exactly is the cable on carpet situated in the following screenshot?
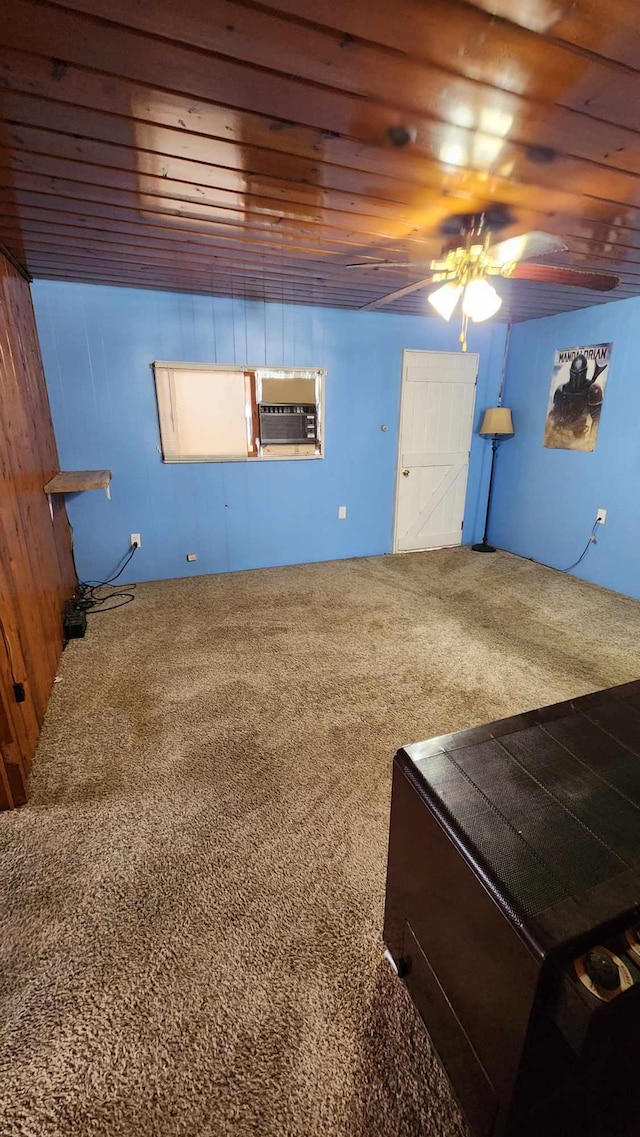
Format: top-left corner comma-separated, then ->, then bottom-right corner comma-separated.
560,521 -> 599,573
73,541 -> 139,615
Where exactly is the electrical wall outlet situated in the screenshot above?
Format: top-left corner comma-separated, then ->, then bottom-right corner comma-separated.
338,505 -> 347,520
130,533 -> 141,547
596,509 -> 607,525
186,553 -> 197,562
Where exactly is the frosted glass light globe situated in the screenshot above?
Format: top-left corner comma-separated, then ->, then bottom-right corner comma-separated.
462,278 -> 503,322
428,283 -> 462,321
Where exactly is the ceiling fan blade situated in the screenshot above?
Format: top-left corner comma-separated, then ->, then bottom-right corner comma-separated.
360,275 -> 435,310
511,263 -> 620,291
344,260 -> 430,269
490,230 -> 568,266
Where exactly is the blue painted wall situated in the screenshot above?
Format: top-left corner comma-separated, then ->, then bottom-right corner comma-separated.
490,296 -> 640,599
33,280 -> 506,584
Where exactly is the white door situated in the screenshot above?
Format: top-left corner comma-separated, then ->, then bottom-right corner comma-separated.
394,350 -> 479,552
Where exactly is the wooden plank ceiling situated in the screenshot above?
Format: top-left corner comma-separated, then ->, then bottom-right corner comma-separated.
2,0 -> 640,321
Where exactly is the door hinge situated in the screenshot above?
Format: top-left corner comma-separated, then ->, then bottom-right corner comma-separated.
461,521 -> 464,530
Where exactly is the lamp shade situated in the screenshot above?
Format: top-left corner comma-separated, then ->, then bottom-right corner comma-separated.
478,406 -> 514,436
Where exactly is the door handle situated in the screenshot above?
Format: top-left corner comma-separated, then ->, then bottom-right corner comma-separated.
402,469 -> 410,477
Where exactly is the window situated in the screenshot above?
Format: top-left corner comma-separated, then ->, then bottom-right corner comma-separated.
153,362 -> 325,463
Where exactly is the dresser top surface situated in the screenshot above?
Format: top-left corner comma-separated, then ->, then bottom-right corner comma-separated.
402,680 -> 640,946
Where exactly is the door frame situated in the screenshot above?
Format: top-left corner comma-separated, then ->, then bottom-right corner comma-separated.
393,349 -> 479,554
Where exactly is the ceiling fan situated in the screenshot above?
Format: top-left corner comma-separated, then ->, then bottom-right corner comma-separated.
346,214 -> 620,350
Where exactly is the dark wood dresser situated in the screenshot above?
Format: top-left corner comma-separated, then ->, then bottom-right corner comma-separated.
384,679 -> 640,1137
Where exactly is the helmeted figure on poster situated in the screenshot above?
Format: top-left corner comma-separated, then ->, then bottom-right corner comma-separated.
549,353 -> 605,431
543,343 -> 612,452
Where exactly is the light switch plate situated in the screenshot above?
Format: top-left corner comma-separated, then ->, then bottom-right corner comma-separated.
338,506 -> 347,520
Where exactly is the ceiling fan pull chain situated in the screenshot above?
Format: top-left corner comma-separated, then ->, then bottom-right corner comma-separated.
460,313 -> 469,353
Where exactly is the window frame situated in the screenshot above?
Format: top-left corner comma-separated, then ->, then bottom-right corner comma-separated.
153,361 -> 326,464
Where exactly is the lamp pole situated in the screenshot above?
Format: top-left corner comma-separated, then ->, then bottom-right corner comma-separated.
471,406 -> 514,554
472,435 -> 499,553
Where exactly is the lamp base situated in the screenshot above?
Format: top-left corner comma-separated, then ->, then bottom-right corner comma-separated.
472,541 -> 496,553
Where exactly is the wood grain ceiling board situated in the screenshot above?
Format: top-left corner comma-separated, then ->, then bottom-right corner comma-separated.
1,0 -> 640,320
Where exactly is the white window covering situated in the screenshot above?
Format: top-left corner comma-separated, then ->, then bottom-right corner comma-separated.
154,365 -> 249,462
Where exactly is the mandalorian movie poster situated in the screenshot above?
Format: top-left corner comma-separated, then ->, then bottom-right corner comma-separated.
543,342 -> 612,452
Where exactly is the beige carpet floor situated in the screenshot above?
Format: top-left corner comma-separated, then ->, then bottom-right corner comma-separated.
1,548 -> 640,1137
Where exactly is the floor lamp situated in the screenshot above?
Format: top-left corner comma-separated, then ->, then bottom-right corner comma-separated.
472,407 -> 514,553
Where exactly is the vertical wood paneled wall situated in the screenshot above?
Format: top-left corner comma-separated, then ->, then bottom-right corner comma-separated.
0,251 -> 76,808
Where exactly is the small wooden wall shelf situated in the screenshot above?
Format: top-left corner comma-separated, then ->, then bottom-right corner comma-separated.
45,470 -> 112,498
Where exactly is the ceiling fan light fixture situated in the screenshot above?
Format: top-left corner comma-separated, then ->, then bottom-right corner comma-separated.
462,278 -> 503,322
428,282 -> 461,321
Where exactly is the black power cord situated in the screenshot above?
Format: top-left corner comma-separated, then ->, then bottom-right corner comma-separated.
73,543 -> 139,615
